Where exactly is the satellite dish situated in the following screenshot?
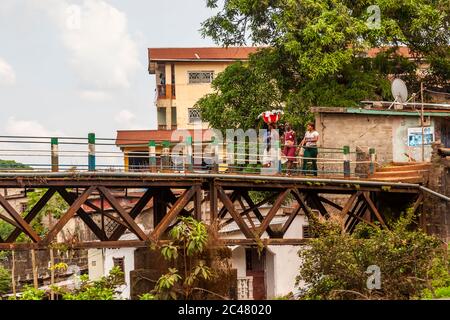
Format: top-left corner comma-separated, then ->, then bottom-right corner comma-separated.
391,78 -> 408,104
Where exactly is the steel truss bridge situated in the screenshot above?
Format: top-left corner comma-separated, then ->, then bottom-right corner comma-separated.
0,172 -> 423,251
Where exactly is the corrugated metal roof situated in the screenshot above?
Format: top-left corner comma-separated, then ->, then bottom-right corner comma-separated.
311,107 -> 450,117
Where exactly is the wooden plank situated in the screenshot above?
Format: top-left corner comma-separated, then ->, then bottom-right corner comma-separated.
217,186 -> 254,239
346,205 -> 376,233
221,238 -> 309,246
0,238 -> 310,250
0,193 -> 41,243
7,188 -> 56,242
151,186 -> 196,240
209,180 -> 218,222
291,189 -> 314,218
44,186 -> 96,244
218,191 -> 238,219
280,202 -> 302,236
308,192 -> 330,218
235,194 -> 257,231
109,188 -> 154,241
225,192 -> 277,237
339,192 -> 360,219
57,188 -> 108,241
317,196 -> 343,211
257,189 -> 290,237
362,192 -> 386,227
98,186 -> 149,241
0,214 -> 21,229
411,193 -> 424,214
344,196 -> 363,229
194,185 -> 202,220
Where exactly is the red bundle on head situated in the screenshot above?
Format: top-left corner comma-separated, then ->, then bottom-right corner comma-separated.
259,110 -> 284,124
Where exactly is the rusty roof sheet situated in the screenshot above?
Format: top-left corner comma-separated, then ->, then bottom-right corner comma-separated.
148,47 -> 260,62
116,129 -> 213,146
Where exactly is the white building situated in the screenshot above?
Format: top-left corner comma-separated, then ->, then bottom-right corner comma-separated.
88,233 -> 138,300
87,205 -> 309,300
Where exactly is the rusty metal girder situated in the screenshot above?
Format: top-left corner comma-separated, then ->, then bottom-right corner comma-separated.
0,175 -> 421,251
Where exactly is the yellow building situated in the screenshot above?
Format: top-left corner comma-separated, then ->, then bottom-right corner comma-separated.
148,47 -> 259,130
116,47 -> 258,171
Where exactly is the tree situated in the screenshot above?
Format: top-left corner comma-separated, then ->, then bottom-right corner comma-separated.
198,0 -> 449,132
0,160 -> 31,170
140,217 -> 229,300
8,267 -> 125,300
0,265 -> 11,298
62,267 -> 125,300
296,209 -> 450,300
0,189 -> 69,242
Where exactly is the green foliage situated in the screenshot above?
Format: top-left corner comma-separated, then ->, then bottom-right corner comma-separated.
296,209 -> 449,300
0,265 -> 11,296
15,286 -> 46,300
144,217 -> 217,300
0,188 -> 69,241
0,159 -> 31,170
169,216 -> 209,256
139,293 -> 157,300
62,266 -> 125,300
198,0 -> 449,132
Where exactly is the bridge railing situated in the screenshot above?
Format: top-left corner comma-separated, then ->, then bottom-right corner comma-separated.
0,134 -> 378,178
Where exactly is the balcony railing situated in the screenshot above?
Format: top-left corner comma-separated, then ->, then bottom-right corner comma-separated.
237,276 -> 253,300
158,125 -> 177,130
157,84 -> 175,100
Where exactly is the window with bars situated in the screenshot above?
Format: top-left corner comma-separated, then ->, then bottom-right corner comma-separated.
302,225 -> 315,238
188,108 -> 202,123
188,71 -> 214,84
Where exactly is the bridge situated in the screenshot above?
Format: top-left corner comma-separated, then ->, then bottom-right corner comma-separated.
0,172 -> 424,251
0,134 -> 443,250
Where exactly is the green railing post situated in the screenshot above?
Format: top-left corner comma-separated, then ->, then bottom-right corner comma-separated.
149,140 -> 156,172
88,133 -> 96,172
51,137 -> 59,172
343,145 -> 350,178
185,136 -> 193,172
369,148 -> 376,175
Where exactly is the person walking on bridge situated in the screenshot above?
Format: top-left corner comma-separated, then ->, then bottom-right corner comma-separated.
282,123 -> 296,175
299,123 -> 319,176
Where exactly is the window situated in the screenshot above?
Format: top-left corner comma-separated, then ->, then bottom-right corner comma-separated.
188,108 -> 202,123
171,107 -> 177,128
188,71 -> 214,84
302,225 -> 316,238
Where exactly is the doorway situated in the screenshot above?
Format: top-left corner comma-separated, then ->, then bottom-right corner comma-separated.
245,248 -> 266,300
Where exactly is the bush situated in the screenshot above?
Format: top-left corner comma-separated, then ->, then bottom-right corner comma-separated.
296,209 -> 449,300
0,266 -> 11,296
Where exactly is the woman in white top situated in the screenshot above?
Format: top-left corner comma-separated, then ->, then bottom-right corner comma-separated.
299,122 -> 319,176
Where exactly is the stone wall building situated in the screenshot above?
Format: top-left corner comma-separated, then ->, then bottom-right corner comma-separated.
312,106 -> 450,165
423,143 -> 450,243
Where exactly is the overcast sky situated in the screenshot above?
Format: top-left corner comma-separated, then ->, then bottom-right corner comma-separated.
0,0 -> 216,140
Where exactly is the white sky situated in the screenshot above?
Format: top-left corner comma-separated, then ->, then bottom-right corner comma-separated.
0,0 -> 216,136
0,0 -> 217,168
